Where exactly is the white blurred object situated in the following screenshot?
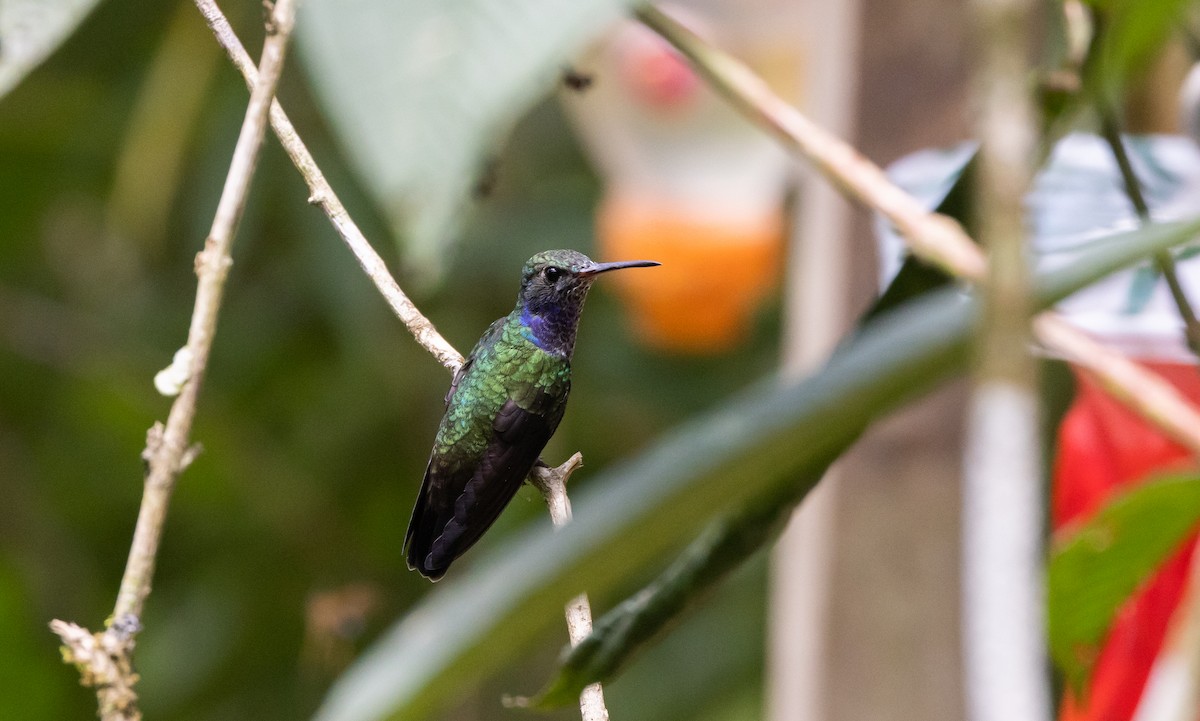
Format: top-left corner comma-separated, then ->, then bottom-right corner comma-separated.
153,346 -> 194,397
878,133 -> 1200,362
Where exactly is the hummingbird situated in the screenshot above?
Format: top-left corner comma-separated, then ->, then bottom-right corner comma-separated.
405,249 -> 660,580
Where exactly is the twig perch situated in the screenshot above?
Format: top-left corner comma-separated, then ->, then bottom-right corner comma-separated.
50,1 -> 297,718
528,453 -> 609,721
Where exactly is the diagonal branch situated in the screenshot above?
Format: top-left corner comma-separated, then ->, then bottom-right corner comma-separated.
637,2 -> 1200,458
635,4 -> 986,283
193,0 -> 464,372
50,1 -> 298,718
114,0 -> 295,628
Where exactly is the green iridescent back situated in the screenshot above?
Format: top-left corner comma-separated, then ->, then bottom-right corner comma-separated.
432,315 -> 570,468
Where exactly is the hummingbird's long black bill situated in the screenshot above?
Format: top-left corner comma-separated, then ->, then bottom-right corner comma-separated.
579,259 -> 661,276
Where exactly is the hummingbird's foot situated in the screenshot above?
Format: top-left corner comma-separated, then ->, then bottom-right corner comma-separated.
528,452 -> 585,527
528,453 -> 584,490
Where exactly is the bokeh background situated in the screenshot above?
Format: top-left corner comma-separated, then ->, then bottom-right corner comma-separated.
7,0 -> 1188,719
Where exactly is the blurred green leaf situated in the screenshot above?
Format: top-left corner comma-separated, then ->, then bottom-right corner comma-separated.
0,0 -> 105,98
517,462 -> 830,710
315,217 -> 1200,721
1084,0 -> 1192,104
599,553 -> 767,721
1049,473 -> 1200,691
295,0 -> 631,281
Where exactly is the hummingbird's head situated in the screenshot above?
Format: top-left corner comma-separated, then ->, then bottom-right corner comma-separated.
518,249 -> 659,317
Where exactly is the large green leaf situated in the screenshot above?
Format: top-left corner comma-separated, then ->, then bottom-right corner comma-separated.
313,217 -> 1200,721
295,0 -> 631,280
1050,473 -> 1200,690
0,0 -> 105,99
516,461 -> 833,710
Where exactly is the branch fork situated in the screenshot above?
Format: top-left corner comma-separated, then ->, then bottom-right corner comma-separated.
51,618 -> 142,721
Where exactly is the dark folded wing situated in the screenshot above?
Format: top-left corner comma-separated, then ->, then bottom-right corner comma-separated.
405,392 -> 564,580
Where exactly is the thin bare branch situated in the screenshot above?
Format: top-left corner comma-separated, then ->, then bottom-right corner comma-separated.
115,0 -> 295,625
192,0 -> 464,372
50,2 -> 297,718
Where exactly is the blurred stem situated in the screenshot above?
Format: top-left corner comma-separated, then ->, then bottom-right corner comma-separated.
1098,114 -> 1200,356
50,1 -> 297,719
637,1 -> 1200,453
193,0 -> 464,372
771,1 -> 860,717
1035,314 -> 1200,454
963,2 -> 1049,721
1099,115 -> 1152,217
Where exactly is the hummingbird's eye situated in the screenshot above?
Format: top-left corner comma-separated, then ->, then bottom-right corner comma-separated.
543,267 -> 562,283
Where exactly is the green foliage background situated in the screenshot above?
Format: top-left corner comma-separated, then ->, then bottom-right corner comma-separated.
0,0 -> 779,718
